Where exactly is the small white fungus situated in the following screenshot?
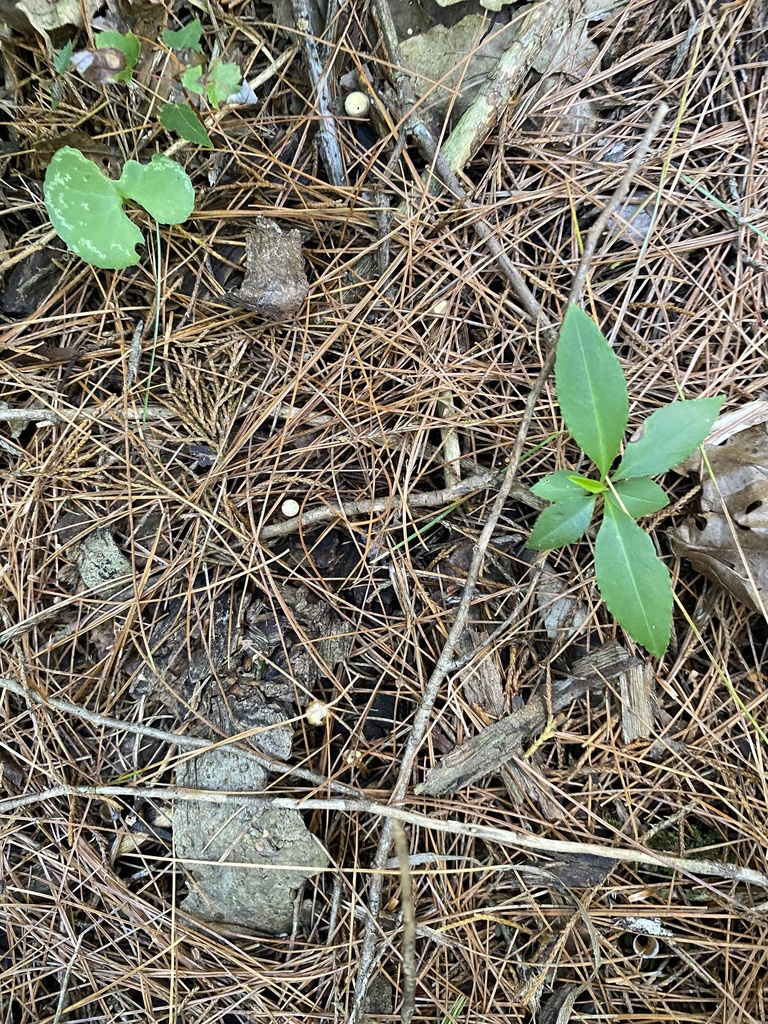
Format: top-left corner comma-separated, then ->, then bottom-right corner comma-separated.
281,499 -> 300,518
305,699 -> 331,726
344,91 -> 370,118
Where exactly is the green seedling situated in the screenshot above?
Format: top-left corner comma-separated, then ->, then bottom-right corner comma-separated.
527,304 -> 724,656
43,146 -> 194,269
162,17 -> 204,52
55,17 -> 243,150
50,40 -> 75,108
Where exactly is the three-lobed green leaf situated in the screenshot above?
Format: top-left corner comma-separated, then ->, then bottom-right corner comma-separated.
206,62 -> 242,105
181,61 -> 241,105
595,498 -> 672,657
163,18 -> 203,52
555,304 -> 628,477
613,396 -> 725,480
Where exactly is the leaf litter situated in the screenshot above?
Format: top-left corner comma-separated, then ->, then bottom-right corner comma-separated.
2,0 -> 768,1021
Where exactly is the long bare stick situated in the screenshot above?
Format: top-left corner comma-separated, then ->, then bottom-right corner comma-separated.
2,783 -> 766,891
259,471 -> 540,541
568,102 -> 670,304
290,0 -> 347,187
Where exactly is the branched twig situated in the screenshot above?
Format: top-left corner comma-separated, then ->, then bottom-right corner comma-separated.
0,676 -> 361,797
349,3 -> 671,1012
372,0 -> 578,188
568,102 -> 670,304
372,0 -> 558,341
259,471 -> 540,541
350,345 -> 557,1024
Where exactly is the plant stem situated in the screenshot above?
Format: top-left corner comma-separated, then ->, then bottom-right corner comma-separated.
142,219 -> 163,422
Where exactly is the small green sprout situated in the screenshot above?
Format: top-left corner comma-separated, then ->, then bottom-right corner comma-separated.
527,304 -> 724,656
53,40 -> 74,76
181,60 -> 242,106
43,147 -> 194,269
162,18 -> 204,52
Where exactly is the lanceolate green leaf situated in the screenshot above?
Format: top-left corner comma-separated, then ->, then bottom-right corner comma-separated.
568,475 -> 606,494
610,477 -> 669,518
595,498 -> 672,656
613,396 -> 725,480
526,494 -> 596,550
555,304 -> 628,477
531,470 -> 586,502
160,103 -> 213,148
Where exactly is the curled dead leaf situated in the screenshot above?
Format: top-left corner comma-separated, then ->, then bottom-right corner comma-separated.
669,418 -> 768,617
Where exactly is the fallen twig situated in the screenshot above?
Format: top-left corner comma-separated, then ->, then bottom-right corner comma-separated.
349,3 -> 671,1008
568,102 -> 670,304
2,783 -> 767,891
258,471 -> 540,541
394,822 -> 416,1024
0,675 -> 360,797
415,641 -> 637,797
290,0 -> 347,188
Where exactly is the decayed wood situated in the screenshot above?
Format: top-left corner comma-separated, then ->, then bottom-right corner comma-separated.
415,640 -> 638,796
619,661 -> 655,742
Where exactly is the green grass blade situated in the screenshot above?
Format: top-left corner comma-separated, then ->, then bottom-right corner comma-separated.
595,498 -> 672,656
613,396 -> 725,480
555,305 -> 628,476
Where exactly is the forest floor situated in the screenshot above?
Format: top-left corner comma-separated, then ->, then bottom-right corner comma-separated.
1,0 -> 768,1021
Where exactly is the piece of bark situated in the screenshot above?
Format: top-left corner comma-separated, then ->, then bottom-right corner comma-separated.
226,219 -> 309,318
454,625 -> 505,719
502,759 -> 565,820
618,661 -> 655,742
415,640 -> 637,796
